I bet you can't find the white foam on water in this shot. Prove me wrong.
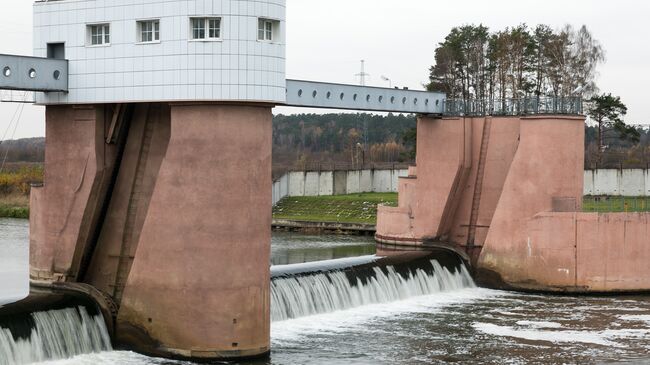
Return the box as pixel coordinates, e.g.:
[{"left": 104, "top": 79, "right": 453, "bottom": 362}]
[
  {"left": 472, "top": 321, "right": 650, "bottom": 348},
  {"left": 0, "top": 307, "right": 111, "bottom": 365},
  {"left": 516, "top": 320, "right": 563, "bottom": 329},
  {"left": 601, "top": 328, "right": 650, "bottom": 340},
  {"left": 272, "top": 288, "right": 502, "bottom": 344},
  {"left": 473, "top": 322, "right": 618, "bottom": 346},
  {"left": 492, "top": 310, "right": 526, "bottom": 317},
  {"left": 33, "top": 351, "right": 173, "bottom": 365},
  {"left": 618, "top": 315, "right": 650, "bottom": 325},
  {"left": 572, "top": 305, "right": 649, "bottom": 312}
]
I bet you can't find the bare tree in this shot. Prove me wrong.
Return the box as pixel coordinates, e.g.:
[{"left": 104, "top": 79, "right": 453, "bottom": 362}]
[{"left": 567, "top": 25, "right": 606, "bottom": 97}]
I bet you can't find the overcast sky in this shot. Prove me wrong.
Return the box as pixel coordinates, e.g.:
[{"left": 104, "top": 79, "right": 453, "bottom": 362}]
[{"left": 1, "top": 0, "right": 649, "bottom": 138}]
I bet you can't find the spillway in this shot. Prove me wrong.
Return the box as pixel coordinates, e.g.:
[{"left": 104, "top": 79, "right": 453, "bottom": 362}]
[
  {"left": 0, "top": 247, "right": 473, "bottom": 363},
  {"left": 271, "top": 257, "right": 475, "bottom": 322},
  {"left": 0, "top": 306, "right": 111, "bottom": 365}
]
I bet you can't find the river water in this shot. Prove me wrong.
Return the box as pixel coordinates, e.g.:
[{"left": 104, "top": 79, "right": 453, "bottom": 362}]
[
  {"left": 0, "top": 219, "right": 29, "bottom": 307},
  {"left": 1, "top": 219, "right": 650, "bottom": 364},
  {"left": 271, "top": 232, "right": 375, "bottom": 265}
]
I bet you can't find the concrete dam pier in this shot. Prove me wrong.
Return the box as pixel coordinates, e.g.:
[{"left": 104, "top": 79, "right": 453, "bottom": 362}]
[
  {"left": 376, "top": 115, "right": 650, "bottom": 293},
  {"left": 18, "top": 0, "right": 289, "bottom": 358},
  {"left": 30, "top": 103, "right": 273, "bottom": 359}
]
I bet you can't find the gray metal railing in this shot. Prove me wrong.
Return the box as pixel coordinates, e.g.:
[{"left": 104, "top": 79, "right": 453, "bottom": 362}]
[{"left": 443, "top": 97, "right": 583, "bottom": 117}]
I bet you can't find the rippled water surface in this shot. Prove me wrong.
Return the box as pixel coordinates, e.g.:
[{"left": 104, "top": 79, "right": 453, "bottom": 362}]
[
  {"left": 271, "top": 231, "right": 375, "bottom": 265},
  {"left": 1, "top": 219, "right": 650, "bottom": 364},
  {"left": 0, "top": 218, "right": 28, "bottom": 306}
]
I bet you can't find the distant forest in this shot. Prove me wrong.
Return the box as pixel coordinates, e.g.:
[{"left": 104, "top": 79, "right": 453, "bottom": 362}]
[
  {"left": 0, "top": 115, "right": 648, "bottom": 173},
  {"left": 0, "top": 137, "right": 45, "bottom": 165},
  {"left": 272, "top": 113, "right": 416, "bottom": 174},
  {"left": 584, "top": 124, "right": 650, "bottom": 169}
]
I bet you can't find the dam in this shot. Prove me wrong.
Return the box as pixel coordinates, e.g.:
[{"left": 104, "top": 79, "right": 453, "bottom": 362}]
[{"left": 0, "top": 0, "right": 648, "bottom": 363}]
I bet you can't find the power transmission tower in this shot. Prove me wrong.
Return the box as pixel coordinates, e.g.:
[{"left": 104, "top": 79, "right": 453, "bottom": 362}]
[
  {"left": 353, "top": 60, "right": 370, "bottom": 164},
  {"left": 355, "top": 60, "right": 370, "bottom": 86}
]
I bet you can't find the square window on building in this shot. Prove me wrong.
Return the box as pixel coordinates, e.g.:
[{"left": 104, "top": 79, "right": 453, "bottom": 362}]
[
  {"left": 88, "top": 24, "right": 110, "bottom": 46},
  {"left": 258, "top": 19, "right": 278, "bottom": 42},
  {"left": 138, "top": 20, "right": 160, "bottom": 43},
  {"left": 190, "top": 17, "right": 221, "bottom": 40}
]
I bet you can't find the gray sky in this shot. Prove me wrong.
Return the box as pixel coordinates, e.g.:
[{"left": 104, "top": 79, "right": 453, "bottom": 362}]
[{"left": 1, "top": 0, "right": 649, "bottom": 138}]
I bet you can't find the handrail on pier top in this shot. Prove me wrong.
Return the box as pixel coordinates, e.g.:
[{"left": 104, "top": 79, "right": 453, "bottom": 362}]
[{"left": 443, "top": 97, "right": 583, "bottom": 117}]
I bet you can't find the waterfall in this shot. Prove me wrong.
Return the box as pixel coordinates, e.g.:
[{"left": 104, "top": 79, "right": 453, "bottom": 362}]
[
  {"left": 0, "top": 306, "right": 112, "bottom": 365},
  {"left": 271, "top": 259, "right": 475, "bottom": 322}
]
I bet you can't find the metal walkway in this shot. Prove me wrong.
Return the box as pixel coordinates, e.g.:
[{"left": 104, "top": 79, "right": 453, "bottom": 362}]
[{"left": 285, "top": 79, "right": 446, "bottom": 114}]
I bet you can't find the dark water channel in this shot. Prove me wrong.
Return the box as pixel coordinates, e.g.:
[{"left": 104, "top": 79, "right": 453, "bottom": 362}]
[{"left": 1, "top": 219, "right": 649, "bottom": 364}]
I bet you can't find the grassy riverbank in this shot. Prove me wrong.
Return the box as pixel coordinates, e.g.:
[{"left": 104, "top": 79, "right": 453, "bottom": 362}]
[
  {"left": 0, "top": 165, "right": 41, "bottom": 219},
  {"left": 273, "top": 194, "right": 650, "bottom": 227},
  {"left": 273, "top": 193, "right": 398, "bottom": 225},
  {"left": 0, "top": 194, "right": 29, "bottom": 219}
]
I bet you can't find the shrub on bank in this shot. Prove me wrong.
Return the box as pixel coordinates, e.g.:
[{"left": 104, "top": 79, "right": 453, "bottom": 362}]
[
  {"left": 0, "top": 165, "right": 39, "bottom": 218},
  {"left": 0, "top": 204, "right": 29, "bottom": 219},
  {"left": 0, "top": 165, "right": 43, "bottom": 195}
]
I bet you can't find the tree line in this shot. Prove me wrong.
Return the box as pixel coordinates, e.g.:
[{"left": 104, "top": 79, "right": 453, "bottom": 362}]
[
  {"left": 427, "top": 24, "right": 604, "bottom": 100},
  {"left": 0, "top": 137, "right": 45, "bottom": 165},
  {"left": 272, "top": 113, "right": 417, "bottom": 170},
  {"left": 273, "top": 113, "right": 415, "bottom": 152}
]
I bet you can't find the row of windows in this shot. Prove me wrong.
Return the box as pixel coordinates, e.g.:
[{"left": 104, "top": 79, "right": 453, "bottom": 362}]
[{"left": 87, "top": 18, "right": 279, "bottom": 46}]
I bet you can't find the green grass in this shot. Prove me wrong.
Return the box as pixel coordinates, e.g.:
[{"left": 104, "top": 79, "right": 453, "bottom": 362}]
[
  {"left": 273, "top": 194, "right": 650, "bottom": 226},
  {"left": 0, "top": 204, "right": 29, "bottom": 219},
  {"left": 273, "top": 193, "right": 398, "bottom": 225},
  {"left": 0, "top": 194, "right": 30, "bottom": 219},
  {"left": 583, "top": 196, "right": 650, "bottom": 213}
]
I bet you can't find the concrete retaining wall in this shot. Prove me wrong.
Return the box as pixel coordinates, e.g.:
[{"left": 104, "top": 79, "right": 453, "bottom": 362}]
[
  {"left": 274, "top": 168, "right": 650, "bottom": 205},
  {"left": 272, "top": 168, "right": 409, "bottom": 204},
  {"left": 272, "top": 174, "right": 289, "bottom": 206},
  {"left": 584, "top": 169, "right": 650, "bottom": 196},
  {"left": 502, "top": 212, "right": 650, "bottom": 292}
]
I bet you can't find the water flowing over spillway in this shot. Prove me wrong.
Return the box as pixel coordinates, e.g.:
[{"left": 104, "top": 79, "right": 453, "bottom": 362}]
[
  {"left": 0, "top": 306, "right": 111, "bottom": 365},
  {"left": 271, "top": 259, "right": 475, "bottom": 322}
]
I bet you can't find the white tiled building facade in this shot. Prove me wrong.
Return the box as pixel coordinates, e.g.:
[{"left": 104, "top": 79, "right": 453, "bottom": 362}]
[{"left": 33, "top": 0, "right": 286, "bottom": 105}]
